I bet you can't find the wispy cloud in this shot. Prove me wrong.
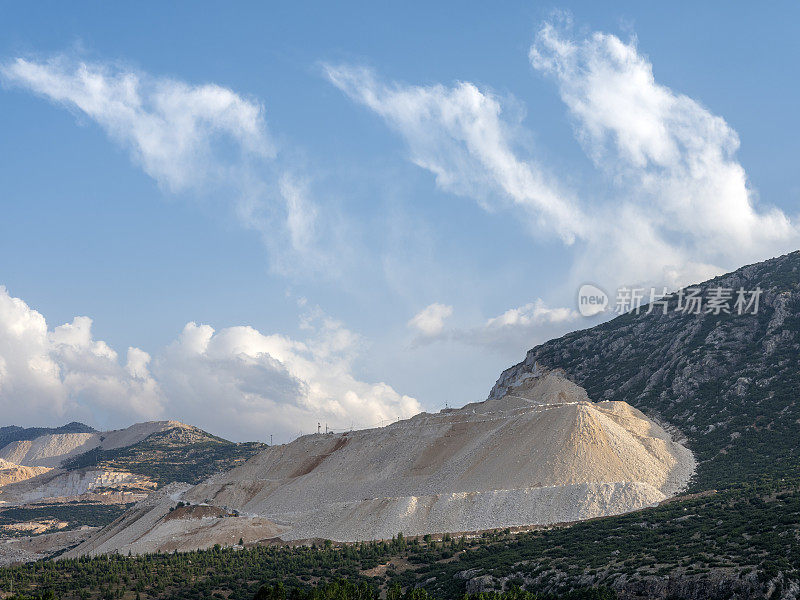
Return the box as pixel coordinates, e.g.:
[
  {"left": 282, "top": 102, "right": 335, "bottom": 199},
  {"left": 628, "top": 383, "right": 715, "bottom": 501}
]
[
  {"left": 326, "top": 18, "right": 800, "bottom": 346},
  {"left": 324, "top": 64, "right": 586, "bottom": 244},
  {"left": 325, "top": 18, "right": 800, "bottom": 355},
  {"left": 1, "top": 56, "right": 273, "bottom": 192},
  {"left": 0, "top": 55, "right": 338, "bottom": 277},
  {"left": 530, "top": 18, "right": 799, "bottom": 288}
]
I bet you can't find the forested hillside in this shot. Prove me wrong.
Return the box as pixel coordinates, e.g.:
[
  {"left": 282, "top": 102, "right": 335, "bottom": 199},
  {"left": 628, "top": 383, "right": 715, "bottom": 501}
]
[{"left": 1, "top": 480, "right": 798, "bottom": 600}]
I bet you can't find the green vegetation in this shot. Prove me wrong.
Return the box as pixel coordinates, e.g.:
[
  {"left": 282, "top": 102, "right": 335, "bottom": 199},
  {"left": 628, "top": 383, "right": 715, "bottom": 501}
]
[
  {"left": 2, "top": 482, "right": 799, "bottom": 599},
  {"left": 252, "top": 580, "right": 614, "bottom": 600},
  {"left": 0, "top": 503, "right": 132, "bottom": 537},
  {"left": 62, "top": 427, "right": 267, "bottom": 486}
]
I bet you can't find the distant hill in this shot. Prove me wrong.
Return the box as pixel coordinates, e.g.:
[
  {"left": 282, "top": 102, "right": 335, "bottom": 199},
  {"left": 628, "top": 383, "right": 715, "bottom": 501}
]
[
  {"left": 0, "top": 421, "right": 267, "bottom": 540},
  {"left": 0, "top": 422, "right": 95, "bottom": 449},
  {"left": 62, "top": 423, "right": 267, "bottom": 486}
]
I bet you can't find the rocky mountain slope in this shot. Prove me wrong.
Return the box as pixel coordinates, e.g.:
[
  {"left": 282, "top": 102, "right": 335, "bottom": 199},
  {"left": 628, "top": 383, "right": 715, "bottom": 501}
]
[
  {"left": 491, "top": 250, "right": 800, "bottom": 491},
  {"left": 65, "top": 372, "right": 693, "bottom": 555}
]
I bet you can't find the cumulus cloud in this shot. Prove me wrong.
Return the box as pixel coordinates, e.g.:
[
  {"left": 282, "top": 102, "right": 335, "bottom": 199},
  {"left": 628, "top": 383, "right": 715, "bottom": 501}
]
[
  {"left": 324, "top": 64, "right": 586, "bottom": 243},
  {"left": 0, "top": 286, "right": 163, "bottom": 427},
  {"left": 154, "top": 316, "right": 420, "bottom": 442},
  {"left": 0, "top": 56, "right": 333, "bottom": 276},
  {"left": 408, "top": 303, "right": 453, "bottom": 337},
  {"left": 0, "top": 286, "right": 420, "bottom": 442}
]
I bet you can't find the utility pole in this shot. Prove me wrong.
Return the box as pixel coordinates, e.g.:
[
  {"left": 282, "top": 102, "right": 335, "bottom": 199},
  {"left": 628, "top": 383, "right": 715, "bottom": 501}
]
[
  {"left": 325, "top": 423, "right": 328, "bottom": 434},
  {"left": 269, "top": 434, "right": 273, "bottom": 446}
]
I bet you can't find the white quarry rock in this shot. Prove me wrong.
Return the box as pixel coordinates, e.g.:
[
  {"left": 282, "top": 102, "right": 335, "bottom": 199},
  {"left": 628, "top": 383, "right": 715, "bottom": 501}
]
[{"left": 67, "top": 372, "right": 694, "bottom": 555}]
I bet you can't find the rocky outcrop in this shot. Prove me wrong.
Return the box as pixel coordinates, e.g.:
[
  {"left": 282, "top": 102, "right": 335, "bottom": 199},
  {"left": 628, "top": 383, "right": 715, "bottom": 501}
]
[{"left": 0, "top": 469, "right": 156, "bottom": 504}]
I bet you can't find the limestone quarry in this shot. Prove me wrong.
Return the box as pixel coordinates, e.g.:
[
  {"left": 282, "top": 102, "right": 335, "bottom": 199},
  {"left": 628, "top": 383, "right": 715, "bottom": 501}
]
[
  {"left": 0, "top": 421, "right": 189, "bottom": 469},
  {"left": 0, "top": 421, "right": 183, "bottom": 507},
  {"left": 66, "top": 371, "right": 695, "bottom": 556}
]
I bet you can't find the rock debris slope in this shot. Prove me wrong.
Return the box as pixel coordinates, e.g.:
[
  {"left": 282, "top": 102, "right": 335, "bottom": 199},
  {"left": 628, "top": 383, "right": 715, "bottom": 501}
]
[{"left": 67, "top": 371, "right": 694, "bottom": 553}]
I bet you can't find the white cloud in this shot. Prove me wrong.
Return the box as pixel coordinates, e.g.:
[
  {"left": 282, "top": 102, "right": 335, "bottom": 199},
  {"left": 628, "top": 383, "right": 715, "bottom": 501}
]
[
  {"left": 530, "top": 19, "right": 799, "bottom": 288},
  {"left": 327, "top": 23, "right": 799, "bottom": 297},
  {"left": 1, "top": 57, "right": 272, "bottom": 192},
  {"left": 0, "top": 287, "right": 163, "bottom": 426},
  {"left": 155, "top": 315, "right": 420, "bottom": 442},
  {"left": 484, "top": 300, "right": 577, "bottom": 329},
  {"left": 408, "top": 303, "right": 453, "bottom": 337},
  {"left": 1, "top": 56, "right": 333, "bottom": 276},
  {"left": 412, "top": 299, "right": 581, "bottom": 356},
  {"left": 324, "top": 64, "right": 586, "bottom": 244},
  {"left": 0, "top": 286, "right": 420, "bottom": 442}
]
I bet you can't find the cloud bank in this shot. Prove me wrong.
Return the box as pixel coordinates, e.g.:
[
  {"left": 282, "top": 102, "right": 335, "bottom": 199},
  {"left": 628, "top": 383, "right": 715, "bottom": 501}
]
[{"left": 0, "top": 286, "right": 420, "bottom": 442}]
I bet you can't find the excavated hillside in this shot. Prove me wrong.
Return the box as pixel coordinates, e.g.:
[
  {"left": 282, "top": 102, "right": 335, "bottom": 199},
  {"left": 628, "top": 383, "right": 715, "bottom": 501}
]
[
  {"left": 66, "top": 372, "right": 694, "bottom": 555},
  {"left": 0, "top": 460, "right": 51, "bottom": 488},
  {"left": 0, "top": 421, "right": 189, "bottom": 469},
  {"left": 0, "top": 421, "right": 266, "bottom": 543}
]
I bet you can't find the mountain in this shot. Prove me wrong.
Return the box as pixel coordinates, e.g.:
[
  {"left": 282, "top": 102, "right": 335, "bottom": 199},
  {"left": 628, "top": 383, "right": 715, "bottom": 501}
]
[
  {"left": 3, "top": 252, "right": 800, "bottom": 597},
  {"left": 60, "top": 422, "right": 267, "bottom": 486},
  {"left": 0, "top": 422, "right": 95, "bottom": 450},
  {"left": 491, "top": 250, "right": 800, "bottom": 491},
  {"left": 63, "top": 371, "right": 692, "bottom": 555},
  {"left": 0, "top": 421, "right": 266, "bottom": 542}
]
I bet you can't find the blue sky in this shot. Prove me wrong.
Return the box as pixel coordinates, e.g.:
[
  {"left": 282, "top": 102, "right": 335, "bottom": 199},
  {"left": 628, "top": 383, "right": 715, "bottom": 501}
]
[{"left": 1, "top": 2, "right": 798, "bottom": 441}]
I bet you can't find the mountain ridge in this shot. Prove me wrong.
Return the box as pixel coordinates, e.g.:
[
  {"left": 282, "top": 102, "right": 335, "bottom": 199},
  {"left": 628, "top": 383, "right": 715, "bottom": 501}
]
[
  {"left": 490, "top": 250, "right": 800, "bottom": 490},
  {"left": 0, "top": 422, "right": 95, "bottom": 450}
]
